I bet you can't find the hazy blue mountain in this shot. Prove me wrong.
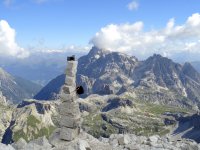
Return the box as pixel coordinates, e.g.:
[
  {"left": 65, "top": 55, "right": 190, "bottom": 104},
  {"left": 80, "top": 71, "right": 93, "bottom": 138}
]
[
  {"left": 0, "top": 51, "right": 85, "bottom": 86},
  {"left": 34, "top": 74, "right": 65, "bottom": 100},
  {"left": 0, "top": 67, "right": 42, "bottom": 104}
]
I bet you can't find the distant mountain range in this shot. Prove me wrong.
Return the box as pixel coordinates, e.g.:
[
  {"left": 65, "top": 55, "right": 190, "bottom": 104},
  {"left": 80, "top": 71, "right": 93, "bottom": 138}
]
[
  {"left": 34, "top": 47, "right": 200, "bottom": 108},
  {"left": 0, "top": 67, "right": 42, "bottom": 104},
  {"left": 0, "top": 51, "right": 85, "bottom": 86}
]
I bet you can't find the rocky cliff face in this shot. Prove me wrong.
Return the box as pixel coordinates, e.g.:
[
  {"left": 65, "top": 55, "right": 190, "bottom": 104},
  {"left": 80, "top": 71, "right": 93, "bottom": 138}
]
[
  {"left": 0, "top": 92, "right": 12, "bottom": 142},
  {"left": 2, "top": 99, "right": 58, "bottom": 144},
  {"left": 0, "top": 67, "right": 42, "bottom": 104},
  {"left": 77, "top": 47, "right": 138, "bottom": 97}
]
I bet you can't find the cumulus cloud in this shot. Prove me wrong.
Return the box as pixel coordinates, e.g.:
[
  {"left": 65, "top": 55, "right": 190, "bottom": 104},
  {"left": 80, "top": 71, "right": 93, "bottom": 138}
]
[
  {"left": 90, "top": 13, "right": 200, "bottom": 59},
  {"left": 127, "top": 1, "right": 139, "bottom": 11},
  {"left": 0, "top": 20, "right": 29, "bottom": 58}
]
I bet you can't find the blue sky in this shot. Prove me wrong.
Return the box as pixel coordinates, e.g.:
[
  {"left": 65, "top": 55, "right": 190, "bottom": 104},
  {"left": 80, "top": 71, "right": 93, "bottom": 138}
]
[{"left": 1, "top": 0, "right": 200, "bottom": 61}]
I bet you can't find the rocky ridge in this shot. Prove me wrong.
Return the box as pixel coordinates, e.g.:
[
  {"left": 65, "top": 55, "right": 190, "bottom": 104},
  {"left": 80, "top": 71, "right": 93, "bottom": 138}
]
[{"left": 34, "top": 47, "right": 200, "bottom": 109}]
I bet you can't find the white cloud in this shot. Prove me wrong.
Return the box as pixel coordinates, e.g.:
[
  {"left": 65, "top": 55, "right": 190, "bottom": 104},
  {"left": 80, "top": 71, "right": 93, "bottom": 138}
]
[
  {"left": 127, "top": 1, "right": 139, "bottom": 11},
  {"left": 90, "top": 13, "right": 200, "bottom": 59},
  {"left": 0, "top": 20, "right": 29, "bottom": 58},
  {"left": 38, "top": 45, "right": 91, "bottom": 54}
]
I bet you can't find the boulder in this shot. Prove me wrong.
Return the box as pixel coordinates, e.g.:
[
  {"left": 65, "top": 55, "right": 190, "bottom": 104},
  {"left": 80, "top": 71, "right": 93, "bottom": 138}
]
[
  {"left": 59, "top": 92, "right": 77, "bottom": 102},
  {"left": 148, "top": 135, "right": 160, "bottom": 143},
  {"left": 65, "top": 76, "right": 76, "bottom": 87},
  {"left": 12, "top": 138, "right": 27, "bottom": 150},
  {"left": 66, "top": 67, "right": 77, "bottom": 77},
  {"left": 59, "top": 115, "right": 81, "bottom": 128},
  {"left": 60, "top": 127, "right": 79, "bottom": 141},
  {"left": 0, "top": 143, "right": 15, "bottom": 150},
  {"left": 118, "top": 135, "right": 131, "bottom": 145},
  {"left": 28, "top": 136, "right": 52, "bottom": 148},
  {"left": 77, "top": 140, "right": 91, "bottom": 150},
  {"left": 109, "top": 138, "right": 119, "bottom": 148},
  {"left": 58, "top": 102, "right": 80, "bottom": 116},
  {"left": 62, "top": 85, "right": 75, "bottom": 94}
]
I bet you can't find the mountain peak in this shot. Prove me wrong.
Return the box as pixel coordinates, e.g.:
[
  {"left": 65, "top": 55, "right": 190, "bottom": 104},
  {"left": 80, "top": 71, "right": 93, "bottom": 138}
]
[
  {"left": 153, "top": 53, "right": 162, "bottom": 58},
  {"left": 146, "top": 54, "right": 173, "bottom": 65},
  {"left": 88, "top": 46, "right": 110, "bottom": 57}
]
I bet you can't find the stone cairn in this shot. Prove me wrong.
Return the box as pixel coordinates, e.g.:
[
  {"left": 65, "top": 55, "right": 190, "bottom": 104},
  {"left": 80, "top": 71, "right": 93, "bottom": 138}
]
[{"left": 58, "top": 56, "right": 81, "bottom": 141}]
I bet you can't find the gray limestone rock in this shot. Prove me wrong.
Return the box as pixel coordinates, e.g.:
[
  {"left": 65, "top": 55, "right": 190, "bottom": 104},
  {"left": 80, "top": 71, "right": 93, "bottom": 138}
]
[
  {"left": 12, "top": 138, "right": 27, "bottom": 150},
  {"left": 148, "top": 135, "right": 160, "bottom": 143},
  {"left": 118, "top": 135, "right": 131, "bottom": 145},
  {"left": 77, "top": 140, "right": 91, "bottom": 150},
  {"left": 65, "top": 76, "right": 76, "bottom": 87},
  {"left": 67, "top": 61, "right": 78, "bottom": 69},
  {"left": 58, "top": 102, "right": 80, "bottom": 116},
  {"left": 59, "top": 93, "right": 77, "bottom": 102},
  {"left": 59, "top": 115, "right": 81, "bottom": 128},
  {"left": 66, "top": 68, "right": 77, "bottom": 77},
  {"left": 109, "top": 138, "right": 119, "bottom": 148},
  {"left": 57, "top": 58, "right": 81, "bottom": 142},
  {"left": 0, "top": 143, "right": 15, "bottom": 150},
  {"left": 60, "top": 127, "right": 80, "bottom": 141},
  {"left": 28, "top": 136, "right": 52, "bottom": 148},
  {"left": 62, "top": 85, "right": 75, "bottom": 94}
]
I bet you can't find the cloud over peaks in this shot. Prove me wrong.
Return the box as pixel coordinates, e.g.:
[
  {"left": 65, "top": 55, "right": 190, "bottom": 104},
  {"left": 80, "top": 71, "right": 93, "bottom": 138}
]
[
  {"left": 0, "top": 20, "right": 29, "bottom": 58},
  {"left": 90, "top": 13, "right": 200, "bottom": 59}
]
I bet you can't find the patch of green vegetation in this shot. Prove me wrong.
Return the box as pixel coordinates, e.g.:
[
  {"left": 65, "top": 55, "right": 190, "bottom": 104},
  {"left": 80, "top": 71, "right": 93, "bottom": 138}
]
[
  {"left": 13, "top": 115, "right": 56, "bottom": 142},
  {"left": 159, "top": 129, "right": 170, "bottom": 136},
  {"left": 143, "top": 103, "right": 188, "bottom": 115},
  {"left": 35, "top": 126, "right": 56, "bottom": 139},
  {"left": 27, "top": 115, "right": 40, "bottom": 128},
  {"left": 83, "top": 113, "right": 117, "bottom": 138},
  {"left": 13, "top": 130, "right": 28, "bottom": 142},
  {"left": 13, "top": 125, "right": 56, "bottom": 142},
  {"left": 132, "top": 123, "right": 168, "bottom": 137}
]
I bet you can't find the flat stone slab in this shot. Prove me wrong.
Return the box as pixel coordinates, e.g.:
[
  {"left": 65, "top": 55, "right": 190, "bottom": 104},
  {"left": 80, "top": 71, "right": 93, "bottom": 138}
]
[
  {"left": 59, "top": 115, "right": 81, "bottom": 128},
  {"left": 60, "top": 127, "right": 80, "bottom": 141},
  {"left": 65, "top": 76, "right": 76, "bottom": 87},
  {"left": 66, "top": 61, "right": 78, "bottom": 69},
  {"left": 59, "top": 92, "right": 77, "bottom": 102},
  {"left": 58, "top": 101, "right": 80, "bottom": 116},
  {"left": 66, "top": 67, "right": 77, "bottom": 77},
  {"left": 62, "top": 85, "right": 75, "bottom": 94}
]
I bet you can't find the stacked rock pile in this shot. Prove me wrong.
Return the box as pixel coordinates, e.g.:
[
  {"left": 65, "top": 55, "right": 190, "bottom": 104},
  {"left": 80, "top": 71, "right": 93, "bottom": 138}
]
[{"left": 58, "top": 57, "right": 81, "bottom": 141}]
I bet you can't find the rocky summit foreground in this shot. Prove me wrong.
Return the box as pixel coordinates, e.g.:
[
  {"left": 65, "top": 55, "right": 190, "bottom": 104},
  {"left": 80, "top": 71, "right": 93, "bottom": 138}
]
[{"left": 1, "top": 133, "right": 200, "bottom": 150}]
